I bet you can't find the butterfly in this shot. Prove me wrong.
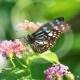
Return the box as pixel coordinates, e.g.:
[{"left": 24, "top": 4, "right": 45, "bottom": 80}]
[{"left": 24, "top": 17, "right": 70, "bottom": 53}]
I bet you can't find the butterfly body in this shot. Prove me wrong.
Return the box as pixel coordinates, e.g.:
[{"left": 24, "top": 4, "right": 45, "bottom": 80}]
[{"left": 26, "top": 17, "right": 70, "bottom": 53}]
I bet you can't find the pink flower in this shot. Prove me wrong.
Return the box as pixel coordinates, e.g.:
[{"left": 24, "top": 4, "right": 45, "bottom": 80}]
[
  {"left": 13, "top": 39, "right": 25, "bottom": 54},
  {"left": 44, "top": 64, "right": 69, "bottom": 80},
  {"left": 46, "top": 75, "right": 53, "bottom": 80},
  {"left": 0, "top": 39, "right": 25, "bottom": 58},
  {"left": 0, "top": 40, "right": 14, "bottom": 54},
  {"left": 17, "top": 20, "right": 42, "bottom": 32}
]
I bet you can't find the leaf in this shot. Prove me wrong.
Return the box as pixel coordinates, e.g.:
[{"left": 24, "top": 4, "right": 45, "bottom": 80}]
[
  {"left": 30, "top": 58, "right": 52, "bottom": 80},
  {"left": 28, "top": 50, "right": 59, "bottom": 80},
  {"left": 40, "top": 50, "right": 59, "bottom": 63},
  {"left": 0, "top": 68, "right": 29, "bottom": 80}
]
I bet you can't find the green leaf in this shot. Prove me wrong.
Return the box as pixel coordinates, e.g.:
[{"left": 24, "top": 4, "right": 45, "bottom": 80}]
[
  {"left": 30, "top": 58, "right": 52, "bottom": 80},
  {"left": 40, "top": 50, "right": 59, "bottom": 63},
  {"left": 0, "top": 68, "right": 29, "bottom": 80},
  {"left": 28, "top": 50, "right": 59, "bottom": 80}
]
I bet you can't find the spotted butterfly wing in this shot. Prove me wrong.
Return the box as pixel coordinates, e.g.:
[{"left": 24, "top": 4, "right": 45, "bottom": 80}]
[{"left": 26, "top": 17, "right": 70, "bottom": 53}]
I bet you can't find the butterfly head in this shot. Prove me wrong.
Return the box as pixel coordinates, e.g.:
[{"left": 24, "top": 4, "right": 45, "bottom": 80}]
[{"left": 53, "top": 17, "right": 71, "bottom": 33}]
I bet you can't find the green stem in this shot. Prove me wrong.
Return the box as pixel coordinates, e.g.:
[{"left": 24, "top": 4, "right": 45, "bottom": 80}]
[
  {"left": 27, "top": 58, "right": 32, "bottom": 80},
  {"left": 16, "top": 58, "right": 27, "bottom": 68},
  {"left": 9, "top": 58, "right": 16, "bottom": 68}
]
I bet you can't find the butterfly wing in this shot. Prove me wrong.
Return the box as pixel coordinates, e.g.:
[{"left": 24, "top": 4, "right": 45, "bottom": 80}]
[
  {"left": 28, "top": 25, "right": 60, "bottom": 53},
  {"left": 26, "top": 17, "right": 69, "bottom": 53}
]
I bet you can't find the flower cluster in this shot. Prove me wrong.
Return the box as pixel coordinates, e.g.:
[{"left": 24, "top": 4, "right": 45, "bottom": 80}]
[
  {"left": 0, "top": 39, "right": 25, "bottom": 58},
  {"left": 17, "top": 20, "right": 43, "bottom": 32},
  {"left": 44, "top": 64, "right": 69, "bottom": 80}
]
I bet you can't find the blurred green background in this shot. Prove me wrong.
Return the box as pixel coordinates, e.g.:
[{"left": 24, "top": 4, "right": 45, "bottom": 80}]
[{"left": 0, "top": 0, "right": 80, "bottom": 79}]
